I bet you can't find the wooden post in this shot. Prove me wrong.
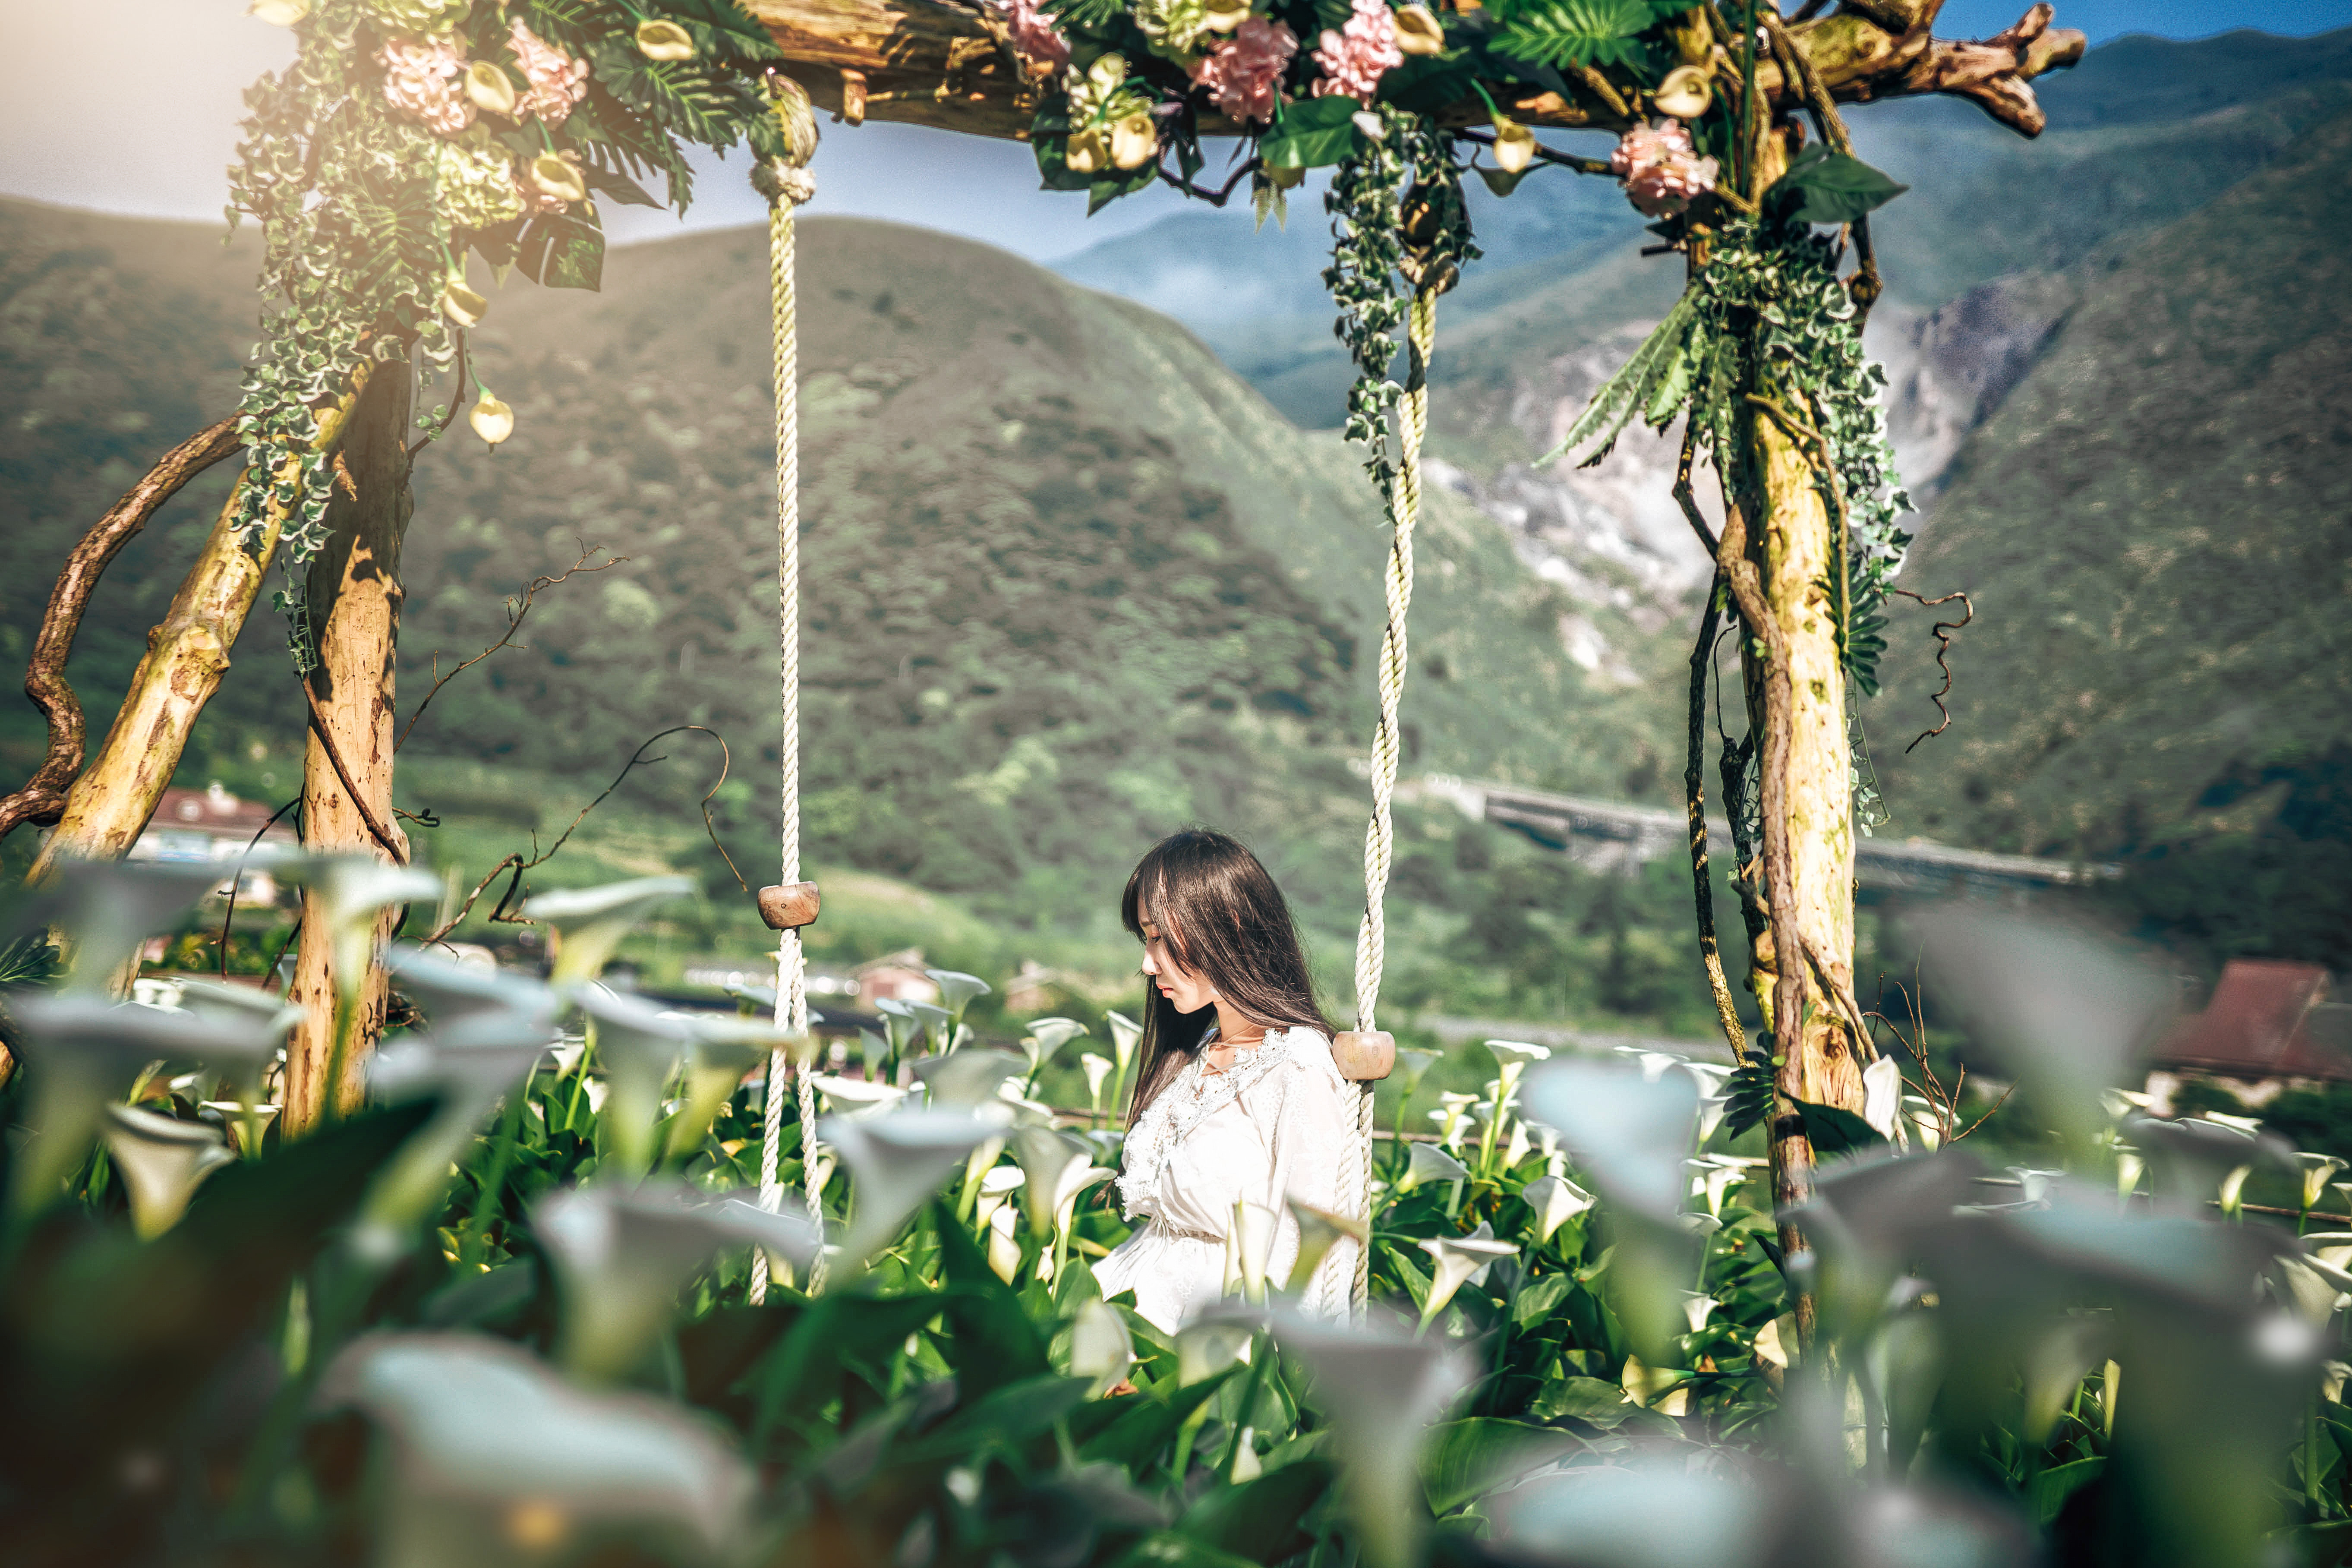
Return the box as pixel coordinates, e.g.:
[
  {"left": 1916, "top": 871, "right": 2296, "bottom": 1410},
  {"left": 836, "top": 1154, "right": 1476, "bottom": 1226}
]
[{"left": 281, "top": 360, "right": 416, "bottom": 1136}]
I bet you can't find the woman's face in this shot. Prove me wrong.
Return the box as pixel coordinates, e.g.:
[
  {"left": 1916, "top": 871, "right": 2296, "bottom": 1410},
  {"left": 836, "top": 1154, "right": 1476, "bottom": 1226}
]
[{"left": 1137, "top": 904, "right": 1217, "bottom": 1016}]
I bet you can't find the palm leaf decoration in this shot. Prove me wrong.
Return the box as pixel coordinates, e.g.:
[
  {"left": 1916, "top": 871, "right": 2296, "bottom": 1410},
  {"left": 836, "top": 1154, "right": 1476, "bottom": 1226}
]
[
  {"left": 1488, "top": 0, "right": 1654, "bottom": 69},
  {"left": 1533, "top": 290, "right": 1702, "bottom": 469}
]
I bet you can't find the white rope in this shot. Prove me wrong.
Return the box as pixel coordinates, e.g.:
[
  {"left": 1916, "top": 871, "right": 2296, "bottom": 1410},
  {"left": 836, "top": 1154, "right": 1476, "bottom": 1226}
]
[
  {"left": 1344, "top": 284, "right": 1437, "bottom": 1319},
  {"left": 751, "top": 114, "right": 819, "bottom": 1305}
]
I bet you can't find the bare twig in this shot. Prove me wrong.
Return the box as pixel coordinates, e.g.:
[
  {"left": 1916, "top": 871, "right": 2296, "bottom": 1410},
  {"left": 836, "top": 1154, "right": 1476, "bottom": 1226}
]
[
  {"left": 0, "top": 419, "right": 242, "bottom": 842},
  {"left": 1456, "top": 127, "right": 1612, "bottom": 176},
  {"left": 396, "top": 541, "right": 624, "bottom": 752},
  {"left": 1154, "top": 156, "right": 1258, "bottom": 207},
  {"left": 1892, "top": 588, "right": 1974, "bottom": 752},
  {"left": 215, "top": 794, "right": 300, "bottom": 979},
  {"left": 1686, "top": 574, "right": 1749, "bottom": 1066}
]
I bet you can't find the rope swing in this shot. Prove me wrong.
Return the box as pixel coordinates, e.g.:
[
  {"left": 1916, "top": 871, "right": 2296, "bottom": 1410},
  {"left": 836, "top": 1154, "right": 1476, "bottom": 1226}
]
[
  {"left": 1337, "top": 284, "right": 1436, "bottom": 1319},
  {"left": 750, "top": 77, "right": 823, "bottom": 1306},
  {"left": 738, "top": 76, "right": 1419, "bottom": 1322}
]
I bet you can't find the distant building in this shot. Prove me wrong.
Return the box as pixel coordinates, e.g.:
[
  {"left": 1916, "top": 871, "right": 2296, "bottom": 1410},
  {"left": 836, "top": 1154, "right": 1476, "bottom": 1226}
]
[
  {"left": 2144, "top": 959, "right": 2352, "bottom": 1111},
  {"left": 852, "top": 950, "right": 940, "bottom": 1011},
  {"left": 128, "top": 782, "right": 296, "bottom": 902}
]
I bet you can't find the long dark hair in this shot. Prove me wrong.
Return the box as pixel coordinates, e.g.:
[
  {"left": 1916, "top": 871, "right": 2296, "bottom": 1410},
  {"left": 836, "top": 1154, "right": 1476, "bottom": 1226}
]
[{"left": 1120, "top": 828, "right": 1332, "bottom": 1120}]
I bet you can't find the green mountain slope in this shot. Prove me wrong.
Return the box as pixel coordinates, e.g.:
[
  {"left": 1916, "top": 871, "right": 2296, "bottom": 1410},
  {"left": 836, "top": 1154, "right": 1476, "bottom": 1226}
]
[
  {"left": 0, "top": 202, "right": 1674, "bottom": 946},
  {"left": 1869, "top": 106, "right": 2352, "bottom": 951}
]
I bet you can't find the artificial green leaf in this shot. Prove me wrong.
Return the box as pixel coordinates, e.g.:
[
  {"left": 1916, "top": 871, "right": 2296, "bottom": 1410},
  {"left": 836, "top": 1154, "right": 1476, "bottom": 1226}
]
[
  {"left": 1486, "top": 0, "right": 1652, "bottom": 69},
  {"left": 1794, "top": 1098, "right": 1885, "bottom": 1157},
  {"left": 1765, "top": 146, "right": 1910, "bottom": 225},
  {"left": 1721, "top": 1055, "right": 1774, "bottom": 1143},
  {"left": 580, "top": 161, "right": 660, "bottom": 208},
  {"left": 1534, "top": 289, "right": 1700, "bottom": 469},
  {"left": 513, "top": 211, "right": 605, "bottom": 292},
  {"left": 1179, "top": 1459, "right": 1336, "bottom": 1558},
  {"left": 1382, "top": 54, "right": 1477, "bottom": 115},
  {"left": 932, "top": 1202, "right": 1053, "bottom": 1398},
  {"left": 1260, "top": 96, "right": 1362, "bottom": 173},
  {"left": 1421, "top": 1419, "right": 1583, "bottom": 1514}
]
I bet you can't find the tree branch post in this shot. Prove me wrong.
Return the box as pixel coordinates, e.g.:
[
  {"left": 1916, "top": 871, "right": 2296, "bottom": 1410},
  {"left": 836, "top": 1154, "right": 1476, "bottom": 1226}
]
[{"left": 282, "top": 358, "right": 416, "bottom": 1136}]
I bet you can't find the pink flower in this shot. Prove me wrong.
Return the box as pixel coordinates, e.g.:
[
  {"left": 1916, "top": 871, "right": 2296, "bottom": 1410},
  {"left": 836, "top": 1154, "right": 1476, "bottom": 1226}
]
[
  {"left": 995, "top": 0, "right": 1071, "bottom": 69},
  {"left": 1610, "top": 120, "right": 1718, "bottom": 216},
  {"left": 1191, "top": 17, "right": 1296, "bottom": 125},
  {"left": 1312, "top": 0, "right": 1400, "bottom": 103},
  {"left": 379, "top": 35, "right": 472, "bottom": 136},
  {"left": 509, "top": 19, "right": 590, "bottom": 127}
]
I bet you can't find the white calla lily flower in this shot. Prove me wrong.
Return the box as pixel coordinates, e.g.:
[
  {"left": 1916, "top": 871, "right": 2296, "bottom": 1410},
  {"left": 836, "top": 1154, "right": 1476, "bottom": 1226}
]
[
  {"left": 1416, "top": 1233, "right": 1519, "bottom": 1324},
  {"left": 102, "top": 1105, "right": 236, "bottom": 1237},
  {"left": 1277, "top": 1310, "right": 1472, "bottom": 1568},
  {"left": 822, "top": 1108, "right": 999, "bottom": 1270},
  {"left": 1400, "top": 1140, "right": 1470, "bottom": 1193},
  {"left": 523, "top": 876, "right": 694, "bottom": 987},
  {"left": 1519, "top": 1174, "right": 1596, "bottom": 1243},
  {"left": 1069, "top": 1297, "right": 1135, "bottom": 1394}
]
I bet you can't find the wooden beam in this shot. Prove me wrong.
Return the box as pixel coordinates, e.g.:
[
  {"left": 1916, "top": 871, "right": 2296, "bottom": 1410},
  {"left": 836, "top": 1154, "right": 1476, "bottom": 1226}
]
[{"left": 743, "top": 0, "right": 2082, "bottom": 142}]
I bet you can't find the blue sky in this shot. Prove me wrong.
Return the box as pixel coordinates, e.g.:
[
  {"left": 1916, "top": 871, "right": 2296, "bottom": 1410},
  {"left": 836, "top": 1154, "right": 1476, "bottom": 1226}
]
[{"left": 1, "top": 0, "right": 2343, "bottom": 262}]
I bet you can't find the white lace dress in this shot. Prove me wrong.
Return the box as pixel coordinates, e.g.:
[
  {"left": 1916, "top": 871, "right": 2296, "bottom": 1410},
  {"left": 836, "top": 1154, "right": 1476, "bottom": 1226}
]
[{"left": 1092, "top": 1026, "right": 1361, "bottom": 1333}]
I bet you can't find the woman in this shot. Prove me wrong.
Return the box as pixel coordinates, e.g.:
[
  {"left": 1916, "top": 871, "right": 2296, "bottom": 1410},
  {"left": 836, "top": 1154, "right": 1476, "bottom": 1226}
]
[{"left": 1092, "top": 829, "right": 1361, "bottom": 1332}]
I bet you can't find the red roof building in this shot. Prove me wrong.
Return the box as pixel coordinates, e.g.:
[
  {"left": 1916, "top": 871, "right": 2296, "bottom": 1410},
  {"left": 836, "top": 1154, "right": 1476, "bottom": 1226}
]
[{"left": 2150, "top": 959, "right": 2352, "bottom": 1092}]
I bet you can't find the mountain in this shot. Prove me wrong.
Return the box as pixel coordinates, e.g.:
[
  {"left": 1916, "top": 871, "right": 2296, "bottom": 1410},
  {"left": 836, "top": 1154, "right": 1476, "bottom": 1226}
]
[
  {"left": 1867, "top": 105, "right": 2352, "bottom": 954},
  {"left": 0, "top": 199, "right": 1680, "bottom": 951}
]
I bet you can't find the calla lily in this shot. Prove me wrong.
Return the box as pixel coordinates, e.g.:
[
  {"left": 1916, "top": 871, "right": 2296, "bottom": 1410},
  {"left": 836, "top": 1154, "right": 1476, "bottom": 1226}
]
[
  {"left": 1678, "top": 1291, "right": 1718, "bottom": 1335},
  {"left": 1080, "top": 1051, "right": 1113, "bottom": 1109},
  {"left": 284, "top": 854, "right": 441, "bottom": 1003},
  {"left": 1415, "top": 1233, "right": 1519, "bottom": 1325},
  {"left": 1902, "top": 1093, "right": 1944, "bottom": 1152},
  {"left": 463, "top": 59, "right": 517, "bottom": 115},
  {"left": 386, "top": 942, "right": 558, "bottom": 1035},
  {"left": 2327, "top": 1361, "right": 2352, "bottom": 1403},
  {"left": 1109, "top": 110, "right": 1158, "bottom": 171},
  {"left": 1394, "top": 1047, "right": 1438, "bottom": 1101},
  {"left": 1434, "top": 1091, "right": 1478, "bottom": 1152},
  {"left": 664, "top": 1019, "right": 789, "bottom": 1160},
  {"left": 1484, "top": 1039, "right": 1549, "bottom": 1103},
  {"left": 1284, "top": 1198, "right": 1368, "bottom": 1294},
  {"left": 635, "top": 18, "right": 696, "bottom": 59},
  {"left": 200, "top": 1099, "right": 281, "bottom": 1155},
  {"left": 972, "top": 1163, "right": 1025, "bottom": 1229},
  {"left": 1752, "top": 1314, "right": 1790, "bottom": 1370},
  {"left": 1611, "top": 1047, "right": 1686, "bottom": 1084},
  {"left": 1392, "top": 3, "right": 1445, "bottom": 54},
  {"left": 822, "top": 1107, "right": 999, "bottom": 1271},
  {"left": 1652, "top": 63, "right": 1712, "bottom": 119},
  {"left": 1277, "top": 1310, "right": 1471, "bottom": 1568},
  {"left": 2278, "top": 1253, "right": 2352, "bottom": 1327},
  {"left": 902, "top": 998, "right": 955, "bottom": 1051},
  {"left": 359, "top": 1013, "right": 554, "bottom": 1255},
  {"left": 1104, "top": 1009, "right": 1141, "bottom": 1070},
  {"left": 2115, "top": 1144, "right": 2146, "bottom": 1201},
  {"left": 2303, "top": 1232, "right": 2352, "bottom": 1271},
  {"left": 1230, "top": 1198, "right": 1277, "bottom": 1302},
  {"left": 1400, "top": 1140, "right": 1469, "bottom": 1193},
  {"left": 2130, "top": 1114, "right": 2287, "bottom": 1216},
  {"left": 927, "top": 969, "right": 991, "bottom": 1017},
  {"left": 1014, "top": 1125, "right": 1090, "bottom": 1238},
  {"left": 2021, "top": 1314, "right": 2109, "bottom": 1442},
  {"left": 536, "top": 1181, "right": 822, "bottom": 1378},
  {"left": 2102, "top": 1087, "right": 2155, "bottom": 1120},
  {"left": 1619, "top": 1353, "right": 1687, "bottom": 1414},
  {"left": 1695, "top": 1093, "right": 1729, "bottom": 1144},
  {"left": 874, "top": 998, "right": 922, "bottom": 1060},
  {"left": 321, "top": 1331, "right": 756, "bottom": 1568},
  {"left": 526, "top": 876, "right": 693, "bottom": 987},
  {"left": 808, "top": 1073, "right": 909, "bottom": 1114},
  {"left": 102, "top": 1105, "right": 236, "bottom": 1238},
  {"left": 441, "top": 278, "right": 489, "bottom": 327},
  {"left": 1069, "top": 1298, "right": 1134, "bottom": 1394},
  {"left": 1065, "top": 127, "right": 1109, "bottom": 174},
  {"left": 6, "top": 993, "right": 282, "bottom": 1216},
  {"left": 172, "top": 976, "right": 303, "bottom": 1120},
  {"left": 2008, "top": 1166, "right": 2063, "bottom": 1205},
  {"left": 2298, "top": 1153, "right": 2348, "bottom": 1211},
  {"left": 468, "top": 388, "right": 513, "bottom": 445},
  {"left": 575, "top": 987, "right": 697, "bottom": 1174},
  {"left": 1687, "top": 1155, "right": 1759, "bottom": 1218},
  {"left": 1519, "top": 1174, "right": 1595, "bottom": 1243},
  {"left": 248, "top": 0, "right": 309, "bottom": 23},
  {"left": 17, "top": 854, "right": 259, "bottom": 995},
  {"left": 1862, "top": 1057, "right": 1905, "bottom": 1144},
  {"left": 1178, "top": 1314, "right": 1255, "bottom": 1386},
  {"left": 987, "top": 1204, "right": 1023, "bottom": 1282},
  {"left": 915, "top": 1047, "right": 1025, "bottom": 1107},
  {"left": 2202, "top": 1112, "right": 2264, "bottom": 1135},
  {"left": 1502, "top": 1117, "right": 1532, "bottom": 1169},
  {"left": 1522, "top": 1058, "right": 1699, "bottom": 1224},
  {"left": 527, "top": 153, "right": 589, "bottom": 203},
  {"left": 1024, "top": 1017, "right": 1088, "bottom": 1079}
]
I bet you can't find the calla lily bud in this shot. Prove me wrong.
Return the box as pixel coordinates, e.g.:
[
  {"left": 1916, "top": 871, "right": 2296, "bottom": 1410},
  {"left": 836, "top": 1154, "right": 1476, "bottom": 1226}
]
[
  {"left": 248, "top": 0, "right": 309, "bottom": 23},
  {"left": 1110, "top": 110, "right": 1159, "bottom": 170},
  {"left": 104, "top": 1106, "right": 236, "bottom": 1239},
  {"left": 1088, "top": 52, "right": 1129, "bottom": 94},
  {"left": 469, "top": 389, "right": 513, "bottom": 445},
  {"left": 1653, "top": 64, "right": 1712, "bottom": 120},
  {"left": 1265, "top": 161, "right": 1305, "bottom": 189},
  {"left": 1066, "top": 127, "right": 1109, "bottom": 174},
  {"left": 464, "top": 60, "right": 518, "bottom": 116},
  {"left": 1491, "top": 115, "right": 1536, "bottom": 173},
  {"left": 441, "top": 277, "right": 489, "bottom": 327},
  {"left": 1392, "top": 4, "right": 1445, "bottom": 55},
  {"left": 635, "top": 18, "right": 696, "bottom": 60},
  {"left": 528, "top": 152, "right": 589, "bottom": 203},
  {"left": 1201, "top": 0, "right": 1253, "bottom": 29}
]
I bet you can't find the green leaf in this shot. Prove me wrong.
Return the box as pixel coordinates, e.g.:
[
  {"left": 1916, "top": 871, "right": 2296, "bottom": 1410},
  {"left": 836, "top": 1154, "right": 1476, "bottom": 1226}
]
[
  {"left": 1381, "top": 55, "right": 1477, "bottom": 115},
  {"left": 931, "top": 1202, "right": 1053, "bottom": 1399},
  {"left": 1528, "top": 1373, "right": 1637, "bottom": 1426},
  {"left": 1261, "top": 96, "right": 1362, "bottom": 173},
  {"left": 1722, "top": 1053, "right": 1773, "bottom": 1143},
  {"left": 750, "top": 1292, "right": 944, "bottom": 1443},
  {"left": 1765, "top": 146, "right": 1910, "bottom": 225},
  {"left": 894, "top": 1373, "right": 1096, "bottom": 1462},
  {"left": 2031, "top": 1454, "right": 2105, "bottom": 1526},
  {"left": 1487, "top": 0, "right": 1652, "bottom": 69},
  {"left": 580, "top": 161, "right": 660, "bottom": 208},
  {"left": 1179, "top": 1459, "right": 1336, "bottom": 1558},
  {"left": 1512, "top": 1272, "right": 1574, "bottom": 1329},
  {"left": 1533, "top": 289, "right": 1700, "bottom": 469},
  {"left": 1104, "top": 1533, "right": 1263, "bottom": 1568},
  {"left": 513, "top": 211, "right": 605, "bottom": 292},
  {"left": 1081, "top": 1370, "right": 1238, "bottom": 1473},
  {"left": 1421, "top": 1419, "right": 1583, "bottom": 1514},
  {"left": 1794, "top": 1098, "right": 1885, "bottom": 1156}
]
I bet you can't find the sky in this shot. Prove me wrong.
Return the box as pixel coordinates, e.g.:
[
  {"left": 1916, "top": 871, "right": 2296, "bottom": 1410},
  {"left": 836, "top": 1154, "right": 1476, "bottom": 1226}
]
[{"left": 2, "top": 0, "right": 2345, "bottom": 264}]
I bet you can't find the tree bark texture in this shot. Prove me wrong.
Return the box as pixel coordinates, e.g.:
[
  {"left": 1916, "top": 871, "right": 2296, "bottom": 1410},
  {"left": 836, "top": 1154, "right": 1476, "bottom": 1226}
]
[
  {"left": 0, "top": 420, "right": 243, "bottom": 844},
  {"left": 741, "top": 0, "right": 2081, "bottom": 139},
  {"left": 26, "top": 484, "right": 283, "bottom": 883},
  {"left": 282, "top": 361, "right": 415, "bottom": 1136}
]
